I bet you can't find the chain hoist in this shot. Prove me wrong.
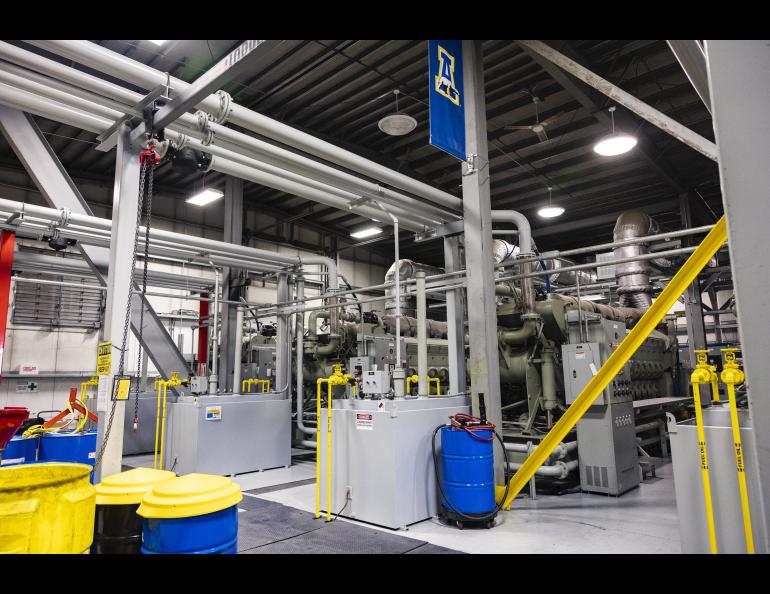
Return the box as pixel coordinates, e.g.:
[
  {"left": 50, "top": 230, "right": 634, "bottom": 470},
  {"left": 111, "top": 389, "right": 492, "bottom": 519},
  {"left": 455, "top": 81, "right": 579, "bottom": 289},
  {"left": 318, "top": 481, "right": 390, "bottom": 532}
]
[{"left": 95, "top": 102, "right": 165, "bottom": 470}]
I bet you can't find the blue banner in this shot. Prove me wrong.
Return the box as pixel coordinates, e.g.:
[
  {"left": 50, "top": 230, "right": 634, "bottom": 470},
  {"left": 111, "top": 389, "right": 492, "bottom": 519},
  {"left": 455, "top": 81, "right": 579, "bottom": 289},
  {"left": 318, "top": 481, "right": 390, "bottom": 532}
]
[{"left": 429, "top": 39, "right": 466, "bottom": 162}]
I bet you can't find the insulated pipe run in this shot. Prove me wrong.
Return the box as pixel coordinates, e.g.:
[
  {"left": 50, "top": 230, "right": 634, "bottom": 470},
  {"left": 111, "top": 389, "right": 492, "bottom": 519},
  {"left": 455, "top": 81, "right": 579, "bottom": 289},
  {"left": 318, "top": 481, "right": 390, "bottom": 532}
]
[
  {"left": 0, "top": 44, "right": 455, "bottom": 226},
  {"left": 295, "top": 278, "right": 314, "bottom": 436},
  {"left": 25, "top": 40, "right": 464, "bottom": 211},
  {"left": 505, "top": 440, "right": 577, "bottom": 460},
  {"left": 233, "top": 307, "right": 244, "bottom": 395},
  {"left": 492, "top": 210, "right": 535, "bottom": 315},
  {"left": 416, "top": 271, "right": 428, "bottom": 397},
  {"left": 0, "top": 74, "right": 432, "bottom": 232},
  {"left": 506, "top": 459, "right": 578, "bottom": 479},
  {"left": 209, "top": 263, "right": 220, "bottom": 395}
]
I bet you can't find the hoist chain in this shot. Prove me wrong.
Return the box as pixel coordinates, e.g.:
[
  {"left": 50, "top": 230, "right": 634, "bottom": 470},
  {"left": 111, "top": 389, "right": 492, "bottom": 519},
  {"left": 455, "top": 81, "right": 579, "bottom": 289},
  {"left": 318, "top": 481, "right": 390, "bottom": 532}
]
[
  {"left": 95, "top": 157, "right": 154, "bottom": 469},
  {"left": 133, "top": 156, "right": 155, "bottom": 430}
]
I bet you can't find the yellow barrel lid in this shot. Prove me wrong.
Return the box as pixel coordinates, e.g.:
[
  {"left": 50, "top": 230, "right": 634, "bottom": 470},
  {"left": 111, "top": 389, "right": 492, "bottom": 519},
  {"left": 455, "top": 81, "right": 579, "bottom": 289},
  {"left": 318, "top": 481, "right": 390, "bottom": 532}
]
[
  {"left": 95, "top": 467, "right": 176, "bottom": 506},
  {"left": 137, "top": 473, "right": 242, "bottom": 519}
]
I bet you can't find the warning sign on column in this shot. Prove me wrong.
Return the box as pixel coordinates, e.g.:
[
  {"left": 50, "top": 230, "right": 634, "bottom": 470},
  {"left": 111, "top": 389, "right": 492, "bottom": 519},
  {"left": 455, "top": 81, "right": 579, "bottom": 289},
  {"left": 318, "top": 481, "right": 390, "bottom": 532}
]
[
  {"left": 96, "top": 342, "right": 112, "bottom": 376},
  {"left": 355, "top": 413, "right": 373, "bottom": 431}
]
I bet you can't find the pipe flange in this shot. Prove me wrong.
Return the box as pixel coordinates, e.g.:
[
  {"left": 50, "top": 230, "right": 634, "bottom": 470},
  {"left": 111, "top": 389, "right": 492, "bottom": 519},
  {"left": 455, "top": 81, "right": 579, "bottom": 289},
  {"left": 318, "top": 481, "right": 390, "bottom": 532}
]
[
  {"left": 57, "top": 207, "right": 71, "bottom": 229},
  {"left": 195, "top": 111, "right": 216, "bottom": 146},
  {"left": 213, "top": 90, "right": 233, "bottom": 124},
  {"left": 520, "top": 313, "right": 542, "bottom": 321},
  {"left": 172, "top": 134, "right": 189, "bottom": 151}
]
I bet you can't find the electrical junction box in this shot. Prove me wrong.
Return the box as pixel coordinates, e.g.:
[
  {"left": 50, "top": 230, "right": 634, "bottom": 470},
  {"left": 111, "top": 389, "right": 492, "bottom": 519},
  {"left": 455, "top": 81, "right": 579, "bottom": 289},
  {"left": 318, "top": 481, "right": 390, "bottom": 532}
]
[
  {"left": 189, "top": 376, "right": 208, "bottom": 395},
  {"left": 361, "top": 369, "right": 391, "bottom": 397}
]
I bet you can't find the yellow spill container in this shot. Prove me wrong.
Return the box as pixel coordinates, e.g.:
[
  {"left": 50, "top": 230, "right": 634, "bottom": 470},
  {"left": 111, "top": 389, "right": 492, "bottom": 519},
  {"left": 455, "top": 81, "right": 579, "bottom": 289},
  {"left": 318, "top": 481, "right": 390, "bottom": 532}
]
[{"left": 0, "top": 462, "right": 96, "bottom": 554}]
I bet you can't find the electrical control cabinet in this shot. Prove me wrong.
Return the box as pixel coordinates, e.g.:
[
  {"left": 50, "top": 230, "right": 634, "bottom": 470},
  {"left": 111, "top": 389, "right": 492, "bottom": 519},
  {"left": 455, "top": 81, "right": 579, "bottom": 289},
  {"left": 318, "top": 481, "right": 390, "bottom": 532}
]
[
  {"left": 562, "top": 341, "right": 640, "bottom": 496},
  {"left": 360, "top": 369, "right": 392, "bottom": 397}
]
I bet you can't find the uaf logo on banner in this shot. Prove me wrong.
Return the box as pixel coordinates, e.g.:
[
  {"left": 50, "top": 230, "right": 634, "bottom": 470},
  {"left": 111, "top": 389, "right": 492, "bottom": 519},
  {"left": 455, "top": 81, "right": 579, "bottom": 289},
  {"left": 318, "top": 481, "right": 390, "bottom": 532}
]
[
  {"left": 429, "top": 40, "right": 465, "bottom": 161},
  {"left": 435, "top": 45, "right": 460, "bottom": 105}
]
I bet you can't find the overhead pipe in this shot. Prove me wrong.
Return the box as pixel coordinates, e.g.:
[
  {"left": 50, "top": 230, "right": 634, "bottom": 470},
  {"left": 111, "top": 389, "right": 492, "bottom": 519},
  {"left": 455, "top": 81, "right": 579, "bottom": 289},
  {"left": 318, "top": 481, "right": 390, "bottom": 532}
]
[
  {"left": 0, "top": 42, "right": 452, "bottom": 225},
  {"left": 492, "top": 210, "right": 536, "bottom": 315},
  {"left": 0, "top": 69, "right": 435, "bottom": 232},
  {"left": 24, "top": 40, "right": 465, "bottom": 211}
]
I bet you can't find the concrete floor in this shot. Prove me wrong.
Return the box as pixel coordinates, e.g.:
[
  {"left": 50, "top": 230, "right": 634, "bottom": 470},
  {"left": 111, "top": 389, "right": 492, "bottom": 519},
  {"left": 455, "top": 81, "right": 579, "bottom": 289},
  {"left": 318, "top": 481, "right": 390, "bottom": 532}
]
[{"left": 123, "top": 452, "right": 681, "bottom": 554}]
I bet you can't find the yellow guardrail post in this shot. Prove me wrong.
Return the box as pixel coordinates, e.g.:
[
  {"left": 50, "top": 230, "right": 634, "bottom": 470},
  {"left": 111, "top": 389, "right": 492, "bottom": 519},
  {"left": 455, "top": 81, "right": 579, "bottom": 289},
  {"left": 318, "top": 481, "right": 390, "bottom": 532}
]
[
  {"left": 720, "top": 348, "right": 754, "bottom": 554},
  {"left": 153, "top": 372, "right": 184, "bottom": 471},
  {"left": 691, "top": 363, "right": 718, "bottom": 553},
  {"left": 315, "top": 377, "right": 327, "bottom": 519},
  {"left": 326, "top": 378, "right": 333, "bottom": 522},
  {"left": 499, "top": 216, "right": 728, "bottom": 510}
]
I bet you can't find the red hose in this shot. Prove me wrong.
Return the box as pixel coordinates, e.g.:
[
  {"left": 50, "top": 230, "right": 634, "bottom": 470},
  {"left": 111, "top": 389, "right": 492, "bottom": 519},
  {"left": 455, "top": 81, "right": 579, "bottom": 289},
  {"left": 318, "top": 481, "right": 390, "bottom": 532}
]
[{"left": 449, "top": 413, "right": 495, "bottom": 441}]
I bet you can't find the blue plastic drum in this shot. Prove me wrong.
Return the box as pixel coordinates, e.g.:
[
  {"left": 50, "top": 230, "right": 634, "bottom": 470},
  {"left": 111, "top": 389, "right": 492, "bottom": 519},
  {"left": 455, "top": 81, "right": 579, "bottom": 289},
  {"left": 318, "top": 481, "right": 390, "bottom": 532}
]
[
  {"left": 137, "top": 473, "right": 243, "bottom": 555},
  {"left": 1, "top": 435, "right": 39, "bottom": 466},
  {"left": 440, "top": 426, "right": 495, "bottom": 514},
  {"left": 39, "top": 430, "right": 97, "bottom": 482},
  {"left": 141, "top": 507, "right": 238, "bottom": 554}
]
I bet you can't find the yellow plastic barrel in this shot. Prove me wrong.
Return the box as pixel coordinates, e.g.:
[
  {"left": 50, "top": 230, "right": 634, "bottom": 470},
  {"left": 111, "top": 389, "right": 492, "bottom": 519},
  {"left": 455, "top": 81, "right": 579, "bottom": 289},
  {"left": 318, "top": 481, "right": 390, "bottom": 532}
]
[{"left": 0, "top": 462, "right": 96, "bottom": 554}]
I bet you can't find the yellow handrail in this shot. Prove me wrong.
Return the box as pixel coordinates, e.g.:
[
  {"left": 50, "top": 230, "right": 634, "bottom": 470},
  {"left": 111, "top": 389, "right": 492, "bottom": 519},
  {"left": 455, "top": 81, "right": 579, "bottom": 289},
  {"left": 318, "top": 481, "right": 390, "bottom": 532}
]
[
  {"left": 721, "top": 348, "right": 754, "bottom": 554},
  {"left": 691, "top": 367, "right": 718, "bottom": 553},
  {"left": 500, "top": 216, "right": 728, "bottom": 509},
  {"left": 315, "top": 364, "right": 352, "bottom": 521},
  {"left": 406, "top": 374, "right": 441, "bottom": 396},
  {"left": 242, "top": 378, "right": 271, "bottom": 393},
  {"left": 153, "top": 372, "right": 184, "bottom": 470}
]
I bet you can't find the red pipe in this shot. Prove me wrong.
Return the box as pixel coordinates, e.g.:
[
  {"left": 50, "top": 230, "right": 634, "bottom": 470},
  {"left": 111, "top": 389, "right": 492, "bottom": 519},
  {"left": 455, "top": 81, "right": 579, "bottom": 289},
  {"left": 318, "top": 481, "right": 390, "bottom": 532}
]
[
  {"left": 0, "top": 230, "right": 16, "bottom": 381},
  {"left": 197, "top": 291, "right": 209, "bottom": 376}
]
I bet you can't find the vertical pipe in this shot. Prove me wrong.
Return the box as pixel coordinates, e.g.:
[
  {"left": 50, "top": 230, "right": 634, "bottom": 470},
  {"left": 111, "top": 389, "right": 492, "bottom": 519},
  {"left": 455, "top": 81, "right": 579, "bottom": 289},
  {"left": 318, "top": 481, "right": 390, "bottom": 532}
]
[
  {"left": 416, "top": 271, "right": 428, "bottom": 396},
  {"left": 0, "top": 230, "right": 15, "bottom": 376},
  {"left": 393, "top": 217, "right": 401, "bottom": 366},
  {"left": 296, "top": 278, "right": 314, "bottom": 434},
  {"left": 197, "top": 293, "right": 209, "bottom": 376},
  {"left": 209, "top": 265, "right": 220, "bottom": 394},
  {"left": 443, "top": 236, "right": 466, "bottom": 395},
  {"left": 233, "top": 307, "right": 244, "bottom": 395},
  {"left": 275, "top": 272, "right": 289, "bottom": 394}
]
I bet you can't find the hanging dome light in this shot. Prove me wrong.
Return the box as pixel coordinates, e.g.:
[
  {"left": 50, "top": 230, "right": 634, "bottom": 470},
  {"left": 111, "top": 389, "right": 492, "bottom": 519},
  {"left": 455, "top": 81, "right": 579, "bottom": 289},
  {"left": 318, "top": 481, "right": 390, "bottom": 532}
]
[
  {"left": 537, "top": 186, "right": 565, "bottom": 218},
  {"left": 593, "top": 106, "right": 637, "bottom": 156},
  {"left": 378, "top": 90, "right": 417, "bottom": 136}
]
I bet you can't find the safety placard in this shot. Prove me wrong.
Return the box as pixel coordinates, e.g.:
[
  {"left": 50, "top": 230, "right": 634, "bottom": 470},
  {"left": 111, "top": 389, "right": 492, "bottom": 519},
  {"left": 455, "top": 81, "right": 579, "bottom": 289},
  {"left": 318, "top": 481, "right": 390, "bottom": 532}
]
[
  {"left": 115, "top": 378, "right": 131, "bottom": 401},
  {"left": 96, "top": 341, "right": 112, "bottom": 376},
  {"left": 355, "top": 413, "right": 373, "bottom": 431},
  {"left": 205, "top": 406, "right": 222, "bottom": 421},
  {"left": 16, "top": 381, "right": 38, "bottom": 393}
]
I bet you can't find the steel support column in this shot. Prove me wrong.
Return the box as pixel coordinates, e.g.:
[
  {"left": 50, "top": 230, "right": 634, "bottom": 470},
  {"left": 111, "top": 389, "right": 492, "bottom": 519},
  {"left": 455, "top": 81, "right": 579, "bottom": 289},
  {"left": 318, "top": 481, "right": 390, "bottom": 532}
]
[
  {"left": 275, "top": 272, "right": 289, "bottom": 395},
  {"left": 461, "top": 40, "right": 503, "bottom": 482},
  {"left": 219, "top": 176, "right": 243, "bottom": 392},
  {"left": 95, "top": 124, "right": 141, "bottom": 480},
  {"left": 706, "top": 39, "right": 770, "bottom": 549},
  {"left": 680, "top": 193, "right": 709, "bottom": 400},
  {"left": 667, "top": 40, "right": 711, "bottom": 113},
  {"left": 0, "top": 230, "right": 15, "bottom": 377},
  {"left": 443, "top": 235, "right": 466, "bottom": 395}
]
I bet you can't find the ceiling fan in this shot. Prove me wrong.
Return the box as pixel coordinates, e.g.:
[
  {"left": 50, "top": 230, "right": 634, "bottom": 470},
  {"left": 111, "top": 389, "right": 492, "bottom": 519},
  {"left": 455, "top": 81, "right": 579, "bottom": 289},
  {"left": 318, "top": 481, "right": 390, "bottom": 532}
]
[{"left": 504, "top": 95, "right": 564, "bottom": 143}]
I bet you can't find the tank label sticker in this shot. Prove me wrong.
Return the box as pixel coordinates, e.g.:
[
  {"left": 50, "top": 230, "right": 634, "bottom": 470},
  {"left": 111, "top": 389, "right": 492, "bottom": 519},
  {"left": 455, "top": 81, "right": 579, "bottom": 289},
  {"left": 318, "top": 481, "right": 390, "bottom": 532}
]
[
  {"left": 355, "top": 413, "right": 373, "bottom": 430},
  {"left": 205, "top": 406, "right": 222, "bottom": 421},
  {"left": 1, "top": 457, "right": 25, "bottom": 465},
  {"left": 88, "top": 451, "right": 96, "bottom": 459},
  {"left": 575, "top": 351, "right": 586, "bottom": 359}
]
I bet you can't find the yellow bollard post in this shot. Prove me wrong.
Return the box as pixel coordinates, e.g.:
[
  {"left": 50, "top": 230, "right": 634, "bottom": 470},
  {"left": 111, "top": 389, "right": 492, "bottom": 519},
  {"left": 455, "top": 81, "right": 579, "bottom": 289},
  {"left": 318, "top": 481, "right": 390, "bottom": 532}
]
[
  {"left": 326, "top": 380, "right": 333, "bottom": 522},
  {"left": 315, "top": 378, "right": 325, "bottom": 519},
  {"left": 153, "top": 379, "right": 163, "bottom": 470},
  {"left": 720, "top": 348, "right": 754, "bottom": 554},
  {"left": 690, "top": 374, "right": 718, "bottom": 554}
]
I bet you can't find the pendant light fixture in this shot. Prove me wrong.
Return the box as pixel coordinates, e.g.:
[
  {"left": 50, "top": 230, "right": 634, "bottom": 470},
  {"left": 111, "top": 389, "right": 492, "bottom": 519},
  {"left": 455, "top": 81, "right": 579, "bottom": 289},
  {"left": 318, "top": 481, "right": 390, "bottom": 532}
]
[
  {"left": 593, "top": 106, "right": 638, "bottom": 156},
  {"left": 537, "top": 186, "right": 565, "bottom": 219},
  {"left": 378, "top": 90, "right": 418, "bottom": 136}
]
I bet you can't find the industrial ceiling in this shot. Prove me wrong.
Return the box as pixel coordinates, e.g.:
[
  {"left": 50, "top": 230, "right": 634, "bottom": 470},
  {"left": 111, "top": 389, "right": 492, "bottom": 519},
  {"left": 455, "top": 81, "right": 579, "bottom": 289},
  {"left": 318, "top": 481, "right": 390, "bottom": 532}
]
[{"left": 0, "top": 40, "right": 722, "bottom": 267}]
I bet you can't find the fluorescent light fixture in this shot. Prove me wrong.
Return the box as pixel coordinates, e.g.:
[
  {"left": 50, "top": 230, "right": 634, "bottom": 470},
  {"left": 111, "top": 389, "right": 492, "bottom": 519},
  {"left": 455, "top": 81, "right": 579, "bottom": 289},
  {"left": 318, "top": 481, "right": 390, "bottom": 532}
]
[
  {"left": 148, "top": 40, "right": 168, "bottom": 46},
  {"left": 350, "top": 226, "right": 382, "bottom": 239},
  {"left": 186, "top": 188, "right": 223, "bottom": 206},
  {"left": 378, "top": 113, "right": 417, "bottom": 136},
  {"left": 593, "top": 133, "right": 638, "bottom": 156},
  {"left": 537, "top": 205, "right": 565, "bottom": 218}
]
